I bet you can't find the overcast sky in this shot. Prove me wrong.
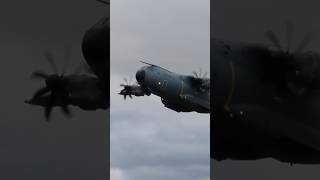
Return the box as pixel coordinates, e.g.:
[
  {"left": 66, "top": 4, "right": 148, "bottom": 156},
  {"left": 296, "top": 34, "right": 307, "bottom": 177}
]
[
  {"left": 212, "top": 0, "right": 320, "bottom": 179},
  {"left": 0, "top": 1, "right": 108, "bottom": 179},
  {"left": 110, "top": 0, "right": 210, "bottom": 179}
]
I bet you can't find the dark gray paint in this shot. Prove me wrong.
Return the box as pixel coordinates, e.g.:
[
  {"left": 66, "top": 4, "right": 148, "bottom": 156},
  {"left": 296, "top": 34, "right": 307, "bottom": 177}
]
[
  {"left": 212, "top": 0, "right": 320, "bottom": 179},
  {"left": 0, "top": 0, "right": 108, "bottom": 179}
]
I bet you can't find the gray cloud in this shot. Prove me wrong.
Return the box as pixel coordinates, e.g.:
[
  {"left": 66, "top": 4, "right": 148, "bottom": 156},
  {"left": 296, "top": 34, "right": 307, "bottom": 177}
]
[
  {"left": 111, "top": 0, "right": 210, "bottom": 179},
  {"left": 111, "top": 0, "right": 210, "bottom": 75}
]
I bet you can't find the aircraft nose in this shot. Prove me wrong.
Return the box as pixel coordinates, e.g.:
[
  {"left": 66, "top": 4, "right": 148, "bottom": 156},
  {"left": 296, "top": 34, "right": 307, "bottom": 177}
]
[{"left": 136, "top": 69, "right": 145, "bottom": 84}]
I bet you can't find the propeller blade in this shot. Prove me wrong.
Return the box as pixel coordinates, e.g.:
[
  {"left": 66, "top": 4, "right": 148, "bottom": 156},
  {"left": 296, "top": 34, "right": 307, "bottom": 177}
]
[
  {"left": 192, "top": 71, "right": 198, "bottom": 78},
  {"left": 120, "top": 77, "right": 136, "bottom": 100},
  {"left": 44, "top": 51, "right": 59, "bottom": 74},
  {"left": 295, "top": 33, "right": 313, "bottom": 53},
  {"left": 45, "top": 105, "right": 53, "bottom": 122},
  {"left": 31, "top": 71, "right": 49, "bottom": 79},
  {"left": 124, "top": 77, "right": 128, "bottom": 85},
  {"left": 265, "top": 30, "right": 282, "bottom": 51},
  {"left": 286, "top": 21, "right": 293, "bottom": 52},
  {"left": 61, "top": 105, "right": 72, "bottom": 117},
  {"left": 62, "top": 44, "right": 73, "bottom": 75},
  {"left": 203, "top": 72, "right": 208, "bottom": 78},
  {"left": 33, "top": 86, "right": 50, "bottom": 99}
]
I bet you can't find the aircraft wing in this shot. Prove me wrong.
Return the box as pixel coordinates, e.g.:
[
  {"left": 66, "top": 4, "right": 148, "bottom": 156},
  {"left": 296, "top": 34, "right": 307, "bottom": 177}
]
[{"left": 181, "top": 94, "right": 210, "bottom": 113}]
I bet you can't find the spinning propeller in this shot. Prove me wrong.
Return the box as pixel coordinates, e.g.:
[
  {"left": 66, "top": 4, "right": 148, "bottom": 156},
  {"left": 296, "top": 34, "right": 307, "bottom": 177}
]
[
  {"left": 29, "top": 45, "right": 74, "bottom": 121},
  {"left": 263, "top": 22, "right": 320, "bottom": 95},
  {"left": 192, "top": 68, "right": 208, "bottom": 79},
  {"left": 264, "top": 22, "right": 313, "bottom": 54},
  {"left": 190, "top": 68, "right": 209, "bottom": 91},
  {"left": 119, "top": 77, "right": 137, "bottom": 100}
]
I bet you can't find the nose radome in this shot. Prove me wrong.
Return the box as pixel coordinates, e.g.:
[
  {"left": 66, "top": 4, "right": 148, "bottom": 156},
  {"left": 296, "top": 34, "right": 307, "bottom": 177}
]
[{"left": 136, "top": 69, "right": 145, "bottom": 84}]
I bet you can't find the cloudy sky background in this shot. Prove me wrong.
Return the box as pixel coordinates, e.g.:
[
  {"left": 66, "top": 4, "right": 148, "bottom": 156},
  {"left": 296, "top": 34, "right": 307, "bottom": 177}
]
[{"left": 110, "top": 0, "right": 210, "bottom": 179}]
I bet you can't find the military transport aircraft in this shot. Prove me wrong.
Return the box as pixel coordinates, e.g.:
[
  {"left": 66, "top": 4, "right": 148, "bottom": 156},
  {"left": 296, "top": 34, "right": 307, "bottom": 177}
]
[
  {"left": 119, "top": 61, "right": 210, "bottom": 113},
  {"left": 212, "top": 23, "right": 320, "bottom": 164},
  {"left": 25, "top": 0, "right": 109, "bottom": 121}
]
